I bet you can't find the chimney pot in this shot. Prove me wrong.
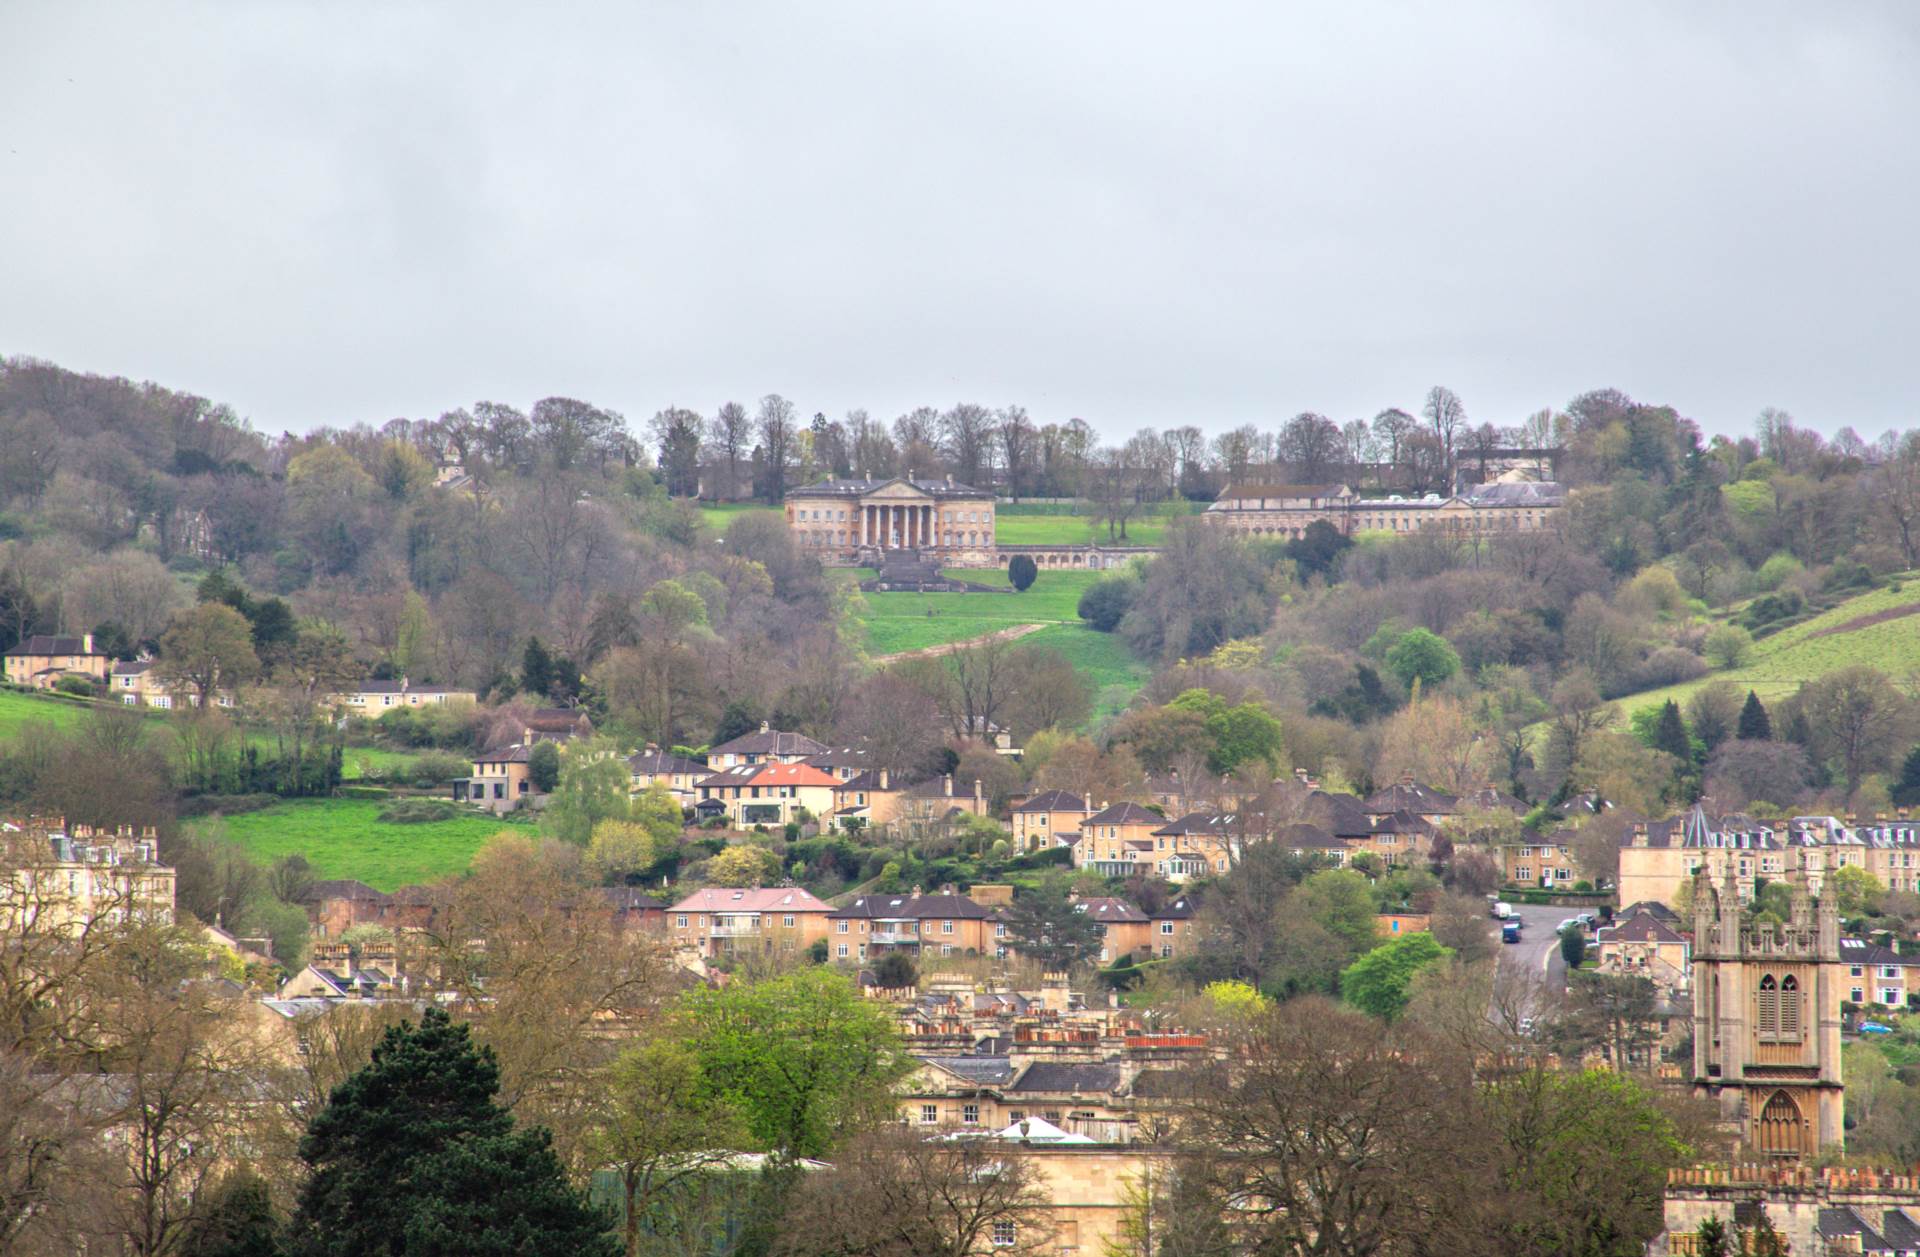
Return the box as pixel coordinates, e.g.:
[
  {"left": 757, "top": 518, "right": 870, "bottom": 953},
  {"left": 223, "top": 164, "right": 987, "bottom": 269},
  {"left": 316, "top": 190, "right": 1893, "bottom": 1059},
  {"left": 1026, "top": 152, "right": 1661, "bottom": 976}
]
[{"left": 759, "top": 720, "right": 770, "bottom": 734}]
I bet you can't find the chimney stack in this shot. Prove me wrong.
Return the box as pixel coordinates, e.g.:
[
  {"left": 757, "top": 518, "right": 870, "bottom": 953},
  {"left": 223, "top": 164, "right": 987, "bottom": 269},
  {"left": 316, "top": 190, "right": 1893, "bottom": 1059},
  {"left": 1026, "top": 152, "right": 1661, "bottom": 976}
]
[
  {"left": 879, "top": 768, "right": 890, "bottom": 790},
  {"left": 759, "top": 720, "right": 770, "bottom": 734},
  {"left": 82, "top": 633, "right": 93, "bottom": 654},
  {"left": 944, "top": 774, "right": 953, "bottom": 797}
]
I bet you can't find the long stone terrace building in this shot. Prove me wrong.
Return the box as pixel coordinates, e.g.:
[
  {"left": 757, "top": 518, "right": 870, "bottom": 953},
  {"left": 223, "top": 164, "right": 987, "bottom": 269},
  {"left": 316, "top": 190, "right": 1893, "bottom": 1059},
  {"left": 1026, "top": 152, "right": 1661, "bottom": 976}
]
[
  {"left": 1204, "top": 479, "right": 1565, "bottom": 540},
  {"left": 784, "top": 475, "right": 998, "bottom": 565}
]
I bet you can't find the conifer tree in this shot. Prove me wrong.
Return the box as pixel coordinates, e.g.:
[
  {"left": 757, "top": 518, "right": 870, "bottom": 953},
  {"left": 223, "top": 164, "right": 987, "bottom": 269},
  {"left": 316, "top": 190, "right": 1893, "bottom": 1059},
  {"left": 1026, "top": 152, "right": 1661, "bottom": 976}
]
[
  {"left": 1737, "top": 690, "right": 1773, "bottom": 742},
  {"left": 287, "top": 1007, "right": 615, "bottom": 1257},
  {"left": 1653, "top": 700, "right": 1693, "bottom": 766}
]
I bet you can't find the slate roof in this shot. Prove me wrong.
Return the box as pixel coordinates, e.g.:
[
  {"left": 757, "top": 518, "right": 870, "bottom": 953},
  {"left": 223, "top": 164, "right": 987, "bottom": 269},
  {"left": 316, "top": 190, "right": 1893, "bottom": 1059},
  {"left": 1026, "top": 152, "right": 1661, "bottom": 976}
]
[
  {"left": 1215, "top": 483, "right": 1347, "bottom": 501},
  {"left": 1074, "top": 897, "right": 1147, "bottom": 923},
  {"left": 4, "top": 635, "right": 105, "bottom": 657},
  {"left": 831, "top": 893, "right": 991, "bottom": 921},
  {"left": 1277, "top": 822, "right": 1342, "bottom": 850},
  {"left": 906, "top": 774, "right": 986, "bottom": 799},
  {"left": 919, "top": 1055, "right": 1017, "bottom": 1086},
  {"left": 1463, "top": 481, "right": 1567, "bottom": 506},
  {"left": 628, "top": 750, "right": 707, "bottom": 775},
  {"left": 1152, "top": 812, "right": 1225, "bottom": 837},
  {"left": 1010, "top": 1062, "right": 1123, "bottom": 1094},
  {"left": 709, "top": 727, "right": 829, "bottom": 759},
  {"left": 1598, "top": 912, "right": 1687, "bottom": 945},
  {"left": 790, "top": 476, "right": 992, "bottom": 499},
  {"left": 1839, "top": 938, "right": 1920, "bottom": 968},
  {"left": 1152, "top": 896, "right": 1197, "bottom": 921},
  {"left": 1014, "top": 789, "right": 1089, "bottom": 814},
  {"left": 474, "top": 744, "right": 531, "bottom": 765},
  {"left": 1086, "top": 802, "right": 1163, "bottom": 827},
  {"left": 347, "top": 679, "right": 466, "bottom": 695},
  {"left": 1367, "top": 810, "right": 1436, "bottom": 836},
  {"left": 1364, "top": 780, "right": 1460, "bottom": 814}
]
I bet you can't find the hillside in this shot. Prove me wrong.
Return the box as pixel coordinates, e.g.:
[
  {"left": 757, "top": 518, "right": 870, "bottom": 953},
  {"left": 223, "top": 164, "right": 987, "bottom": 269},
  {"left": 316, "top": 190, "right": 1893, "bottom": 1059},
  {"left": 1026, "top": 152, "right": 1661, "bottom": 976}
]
[
  {"left": 842, "top": 567, "right": 1148, "bottom": 721},
  {"left": 1618, "top": 575, "right": 1920, "bottom": 720}
]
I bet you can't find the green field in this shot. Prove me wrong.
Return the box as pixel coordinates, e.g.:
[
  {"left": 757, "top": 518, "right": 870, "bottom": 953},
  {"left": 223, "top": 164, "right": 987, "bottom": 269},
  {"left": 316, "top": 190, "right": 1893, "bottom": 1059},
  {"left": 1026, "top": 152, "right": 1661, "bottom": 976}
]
[
  {"left": 194, "top": 798, "right": 526, "bottom": 891},
  {"left": 842, "top": 567, "right": 1149, "bottom": 721},
  {"left": 994, "top": 502, "right": 1196, "bottom": 547},
  {"left": 696, "top": 502, "right": 780, "bottom": 534},
  {"left": 1619, "top": 576, "right": 1920, "bottom": 720},
  {"left": 0, "top": 686, "right": 421, "bottom": 781}
]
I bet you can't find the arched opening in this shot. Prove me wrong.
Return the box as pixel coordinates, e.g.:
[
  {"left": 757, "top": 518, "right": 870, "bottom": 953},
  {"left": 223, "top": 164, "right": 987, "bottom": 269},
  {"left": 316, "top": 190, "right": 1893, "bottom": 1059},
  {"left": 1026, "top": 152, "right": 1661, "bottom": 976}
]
[
  {"left": 1757, "top": 973, "right": 1779, "bottom": 1038},
  {"left": 1757, "top": 1090, "right": 1803, "bottom": 1157},
  {"left": 1780, "top": 974, "right": 1801, "bottom": 1037}
]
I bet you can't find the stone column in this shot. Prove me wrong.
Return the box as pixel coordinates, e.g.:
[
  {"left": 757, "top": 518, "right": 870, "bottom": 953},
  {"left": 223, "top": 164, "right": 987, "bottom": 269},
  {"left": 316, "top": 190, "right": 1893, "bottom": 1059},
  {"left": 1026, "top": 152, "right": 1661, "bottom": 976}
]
[{"left": 922, "top": 505, "right": 932, "bottom": 549}]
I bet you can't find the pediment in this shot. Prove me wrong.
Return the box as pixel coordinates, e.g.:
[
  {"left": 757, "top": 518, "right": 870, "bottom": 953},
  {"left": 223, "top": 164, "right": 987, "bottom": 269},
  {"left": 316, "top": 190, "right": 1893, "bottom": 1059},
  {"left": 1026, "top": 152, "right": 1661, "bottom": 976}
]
[{"left": 866, "top": 480, "right": 932, "bottom": 500}]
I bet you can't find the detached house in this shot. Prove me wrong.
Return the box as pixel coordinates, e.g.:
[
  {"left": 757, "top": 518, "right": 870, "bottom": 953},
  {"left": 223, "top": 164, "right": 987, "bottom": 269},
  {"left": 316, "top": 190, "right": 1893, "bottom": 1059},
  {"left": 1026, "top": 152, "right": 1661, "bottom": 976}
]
[
  {"left": 1073, "top": 897, "right": 1151, "bottom": 964},
  {"left": 1840, "top": 938, "right": 1920, "bottom": 1010},
  {"left": 1012, "top": 790, "right": 1092, "bottom": 852},
  {"left": 1073, "top": 802, "right": 1167, "bottom": 878},
  {"left": 332, "top": 677, "right": 477, "bottom": 715},
  {"left": 1150, "top": 896, "right": 1198, "bottom": 959},
  {"left": 696, "top": 761, "right": 838, "bottom": 827},
  {"left": 459, "top": 743, "right": 539, "bottom": 813},
  {"left": 828, "top": 891, "right": 997, "bottom": 963},
  {"left": 1147, "top": 813, "right": 1238, "bottom": 882},
  {"left": 627, "top": 747, "right": 707, "bottom": 807},
  {"left": 111, "top": 658, "right": 235, "bottom": 710},
  {"left": 707, "top": 722, "right": 828, "bottom": 769},
  {"left": 668, "top": 886, "right": 833, "bottom": 957},
  {"left": 4, "top": 634, "right": 110, "bottom": 690}
]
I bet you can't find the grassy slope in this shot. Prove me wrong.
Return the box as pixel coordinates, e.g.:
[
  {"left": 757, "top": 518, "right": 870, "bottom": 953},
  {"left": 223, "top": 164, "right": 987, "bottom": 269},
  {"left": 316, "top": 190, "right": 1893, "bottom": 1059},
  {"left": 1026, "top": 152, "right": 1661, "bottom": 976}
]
[
  {"left": 195, "top": 798, "right": 525, "bottom": 891},
  {"left": 0, "top": 687, "right": 416, "bottom": 781},
  {"left": 1618, "top": 576, "right": 1920, "bottom": 721},
  {"left": 843, "top": 568, "right": 1149, "bottom": 721},
  {"left": 696, "top": 503, "right": 780, "bottom": 534}
]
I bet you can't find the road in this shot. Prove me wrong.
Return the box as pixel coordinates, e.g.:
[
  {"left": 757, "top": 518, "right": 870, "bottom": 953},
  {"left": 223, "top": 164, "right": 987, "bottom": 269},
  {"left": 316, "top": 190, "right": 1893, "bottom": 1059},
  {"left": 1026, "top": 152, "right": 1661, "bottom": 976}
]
[{"left": 1493, "top": 902, "right": 1573, "bottom": 992}]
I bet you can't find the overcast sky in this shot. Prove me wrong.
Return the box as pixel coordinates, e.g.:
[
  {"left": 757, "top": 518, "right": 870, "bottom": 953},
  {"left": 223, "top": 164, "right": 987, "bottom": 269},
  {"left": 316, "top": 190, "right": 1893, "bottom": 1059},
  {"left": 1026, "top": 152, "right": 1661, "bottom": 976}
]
[{"left": 4, "top": 2, "right": 1917, "bottom": 444}]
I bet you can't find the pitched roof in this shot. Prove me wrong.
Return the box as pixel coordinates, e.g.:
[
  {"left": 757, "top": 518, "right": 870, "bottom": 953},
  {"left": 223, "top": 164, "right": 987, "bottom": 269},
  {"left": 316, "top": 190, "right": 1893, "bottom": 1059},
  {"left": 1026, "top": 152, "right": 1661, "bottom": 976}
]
[
  {"left": 1215, "top": 483, "right": 1348, "bottom": 501},
  {"left": 668, "top": 887, "right": 832, "bottom": 913},
  {"left": 804, "top": 746, "right": 876, "bottom": 769},
  {"left": 1086, "top": 801, "right": 1162, "bottom": 827},
  {"left": 1013, "top": 789, "right": 1088, "bottom": 814},
  {"left": 918, "top": 1055, "right": 1017, "bottom": 1085},
  {"left": 1074, "top": 896, "right": 1147, "bottom": 923},
  {"left": 1367, "top": 809, "right": 1437, "bottom": 836},
  {"left": 709, "top": 727, "right": 829, "bottom": 758},
  {"left": 4, "top": 635, "right": 104, "bottom": 658},
  {"left": 1276, "top": 822, "right": 1342, "bottom": 849},
  {"left": 1839, "top": 938, "right": 1919, "bottom": 968},
  {"left": 1152, "top": 812, "right": 1225, "bottom": 837},
  {"left": 790, "top": 476, "right": 991, "bottom": 499},
  {"left": 832, "top": 893, "right": 990, "bottom": 921},
  {"left": 1010, "top": 1062, "right": 1122, "bottom": 1094},
  {"left": 1153, "top": 895, "right": 1197, "bottom": 920},
  {"left": 347, "top": 679, "right": 467, "bottom": 695},
  {"left": 474, "top": 744, "right": 531, "bottom": 764},
  {"left": 1364, "top": 780, "right": 1460, "bottom": 813},
  {"left": 627, "top": 750, "right": 707, "bottom": 775},
  {"left": 748, "top": 761, "right": 839, "bottom": 788},
  {"left": 110, "top": 660, "right": 152, "bottom": 677},
  {"left": 1599, "top": 913, "right": 1687, "bottom": 945},
  {"left": 906, "top": 774, "right": 986, "bottom": 799}
]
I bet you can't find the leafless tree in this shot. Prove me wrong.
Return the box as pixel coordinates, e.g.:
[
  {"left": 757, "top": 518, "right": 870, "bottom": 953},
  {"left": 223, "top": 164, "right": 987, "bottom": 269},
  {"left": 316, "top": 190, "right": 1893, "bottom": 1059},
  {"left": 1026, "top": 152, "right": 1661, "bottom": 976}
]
[
  {"left": 1422, "top": 385, "right": 1467, "bottom": 477},
  {"left": 1090, "top": 447, "right": 1146, "bottom": 541},
  {"left": 940, "top": 403, "right": 995, "bottom": 488},
  {"left": 773, "top": 1124, "right": 1055, "bottom": 1257},
  {"left": 996, "top": 406, "right": 1034, "bottom": 500},
  {"left": 708, "top": 401, "right": 753, "bottom": 499},
  {"left": 755, "top": 394, "right": 798, "bottom": 504},
  {"left": 1277, "top": 412, "right": 1343, "bottom": 484}
]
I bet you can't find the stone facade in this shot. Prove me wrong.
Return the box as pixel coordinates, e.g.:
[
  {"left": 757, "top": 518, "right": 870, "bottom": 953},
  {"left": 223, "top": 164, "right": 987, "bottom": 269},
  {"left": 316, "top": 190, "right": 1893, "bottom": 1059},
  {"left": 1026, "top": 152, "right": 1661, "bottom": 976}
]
[
  {"left": 784, "top": 476, "right": 998, "bottom": 566},
  {"left": 1204, "top": 479, "right": 1565, "bottom": 539},
  {"left": 1691, "top": 858, "right": 1845, "bottom": 1159},
  {"left": 1654, "top": 1165, "right": 1920, "bottom": 1256}
]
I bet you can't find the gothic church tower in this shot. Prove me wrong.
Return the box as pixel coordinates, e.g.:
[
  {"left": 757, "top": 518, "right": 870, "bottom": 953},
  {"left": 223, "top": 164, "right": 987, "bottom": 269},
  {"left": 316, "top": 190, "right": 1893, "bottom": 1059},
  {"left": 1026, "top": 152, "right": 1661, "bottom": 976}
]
[{"left": 1691, "top": 854, "right": 1844, "bottom": 1158}]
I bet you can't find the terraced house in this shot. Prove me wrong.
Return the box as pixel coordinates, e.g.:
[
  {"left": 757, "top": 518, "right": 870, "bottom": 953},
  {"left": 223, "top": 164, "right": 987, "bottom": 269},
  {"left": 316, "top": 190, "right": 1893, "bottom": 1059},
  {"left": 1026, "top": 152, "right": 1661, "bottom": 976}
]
[
  {"left": 827, "top": 890, "right": 1002, "bottom": 962},
  {"left": 668, "top": 887, "right": 833, "bottom": 958}
]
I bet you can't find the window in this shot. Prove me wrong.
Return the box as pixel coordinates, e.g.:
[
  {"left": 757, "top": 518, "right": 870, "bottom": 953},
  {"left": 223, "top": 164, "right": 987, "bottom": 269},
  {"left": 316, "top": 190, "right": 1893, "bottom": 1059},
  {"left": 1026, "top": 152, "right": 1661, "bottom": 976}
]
[
  {"left": 962, "top": 1103, "right": 979, "bottom": 1125},
  {"left": 1882, "top": 987, "right": 1902, "bottom": 1006},
  {"left": 921, "top": 1105, "right": 938, "bottom": 1124},
  {"left": 942, "top": 921, "right": 954, "bottom": 934},
  {"left": 1161, "top": 945, "right": 1173, "bottom": 958},
  {"left": 676, "top": 915, "right": 688, "bottom": 928},
  {"left": 1160, "top": 922, "right": 1174, "bottom": 934},
  {"left": 836, "top": 944, "right": 849, "bottom": 959},
  {"left": 1853, "top": 987, "right": 1865, "bottom": 1003},
  {"left": 1008, "top": 1110, "right": 1025, "bottom": 1122},
  {"left": 992, "top": 1223, "right": 1017, "bottom": 1247},
  {"left": 941, "top": 945, "right": 953, "bottom": 956},
  {"left": 1852, "top": 965, "right": 1865, "bottom": 977},
  {"left": 1757, "top": 974, "right": 1779, "bottom": 1037},
  {"left": 1882, "top": 965, "right": 1901, "bottom": 980},
  {"left": 784, "top": 915, "right": 795, "bottom": 928}
]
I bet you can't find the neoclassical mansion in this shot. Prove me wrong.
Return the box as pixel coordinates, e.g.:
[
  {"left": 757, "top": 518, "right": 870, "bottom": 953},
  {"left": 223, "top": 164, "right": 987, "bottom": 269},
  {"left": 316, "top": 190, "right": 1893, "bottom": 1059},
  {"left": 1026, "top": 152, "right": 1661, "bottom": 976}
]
[{"left": 784, "top": 476, "right": 1000, "bottom": 565}]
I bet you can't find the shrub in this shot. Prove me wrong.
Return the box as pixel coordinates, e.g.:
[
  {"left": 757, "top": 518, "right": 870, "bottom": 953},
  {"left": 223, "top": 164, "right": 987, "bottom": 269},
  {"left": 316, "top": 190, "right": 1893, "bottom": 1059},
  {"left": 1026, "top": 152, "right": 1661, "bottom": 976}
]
[
  {"left": 1630, "top": 647, "right": 1709, "bottom": 690},
  {"left": 1009, "top": 554, "right": 1038, "bottom": 591},
  {"left": 1743, "top": 588, "right": 1804, "bottom": 631},
  {"left": 53, "top": 675, "right": 98, "bottom": 699},
  {"left": 377, "top": 798, "right": 461, "bottom": 824},
  {"left": 527, "top": 741, "right": 562, "bottom": 792},
  {"left": 407, "top": 750, "right": 470, "bottom": 785},
  {"left": 1384, "top": 628, "right": 1460, "bottom": 690},
  {"left": 1753, "top": 553, "right": 1803, "bottom": 592},
  {"left": 1077, "top": 575, "right": 1137, "bottom": 632},
  {"left": 1703, "top": 624, "right": 1753, "bottom": 670}
]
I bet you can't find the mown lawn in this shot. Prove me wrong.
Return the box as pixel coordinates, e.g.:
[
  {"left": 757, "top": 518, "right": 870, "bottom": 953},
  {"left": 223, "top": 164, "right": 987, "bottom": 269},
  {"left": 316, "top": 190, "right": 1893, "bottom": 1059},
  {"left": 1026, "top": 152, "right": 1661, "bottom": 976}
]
[
  {"left": 696, "top": 502, "right": 780, "bottom": 534},
  {"left": 852, "top": 569, "right": 1103, "bottom": 656},
  {"left": 1619, "top": 575, "right": 1920, "bottom": 720},
  {"left": 842, "top": 568, "right": 1150, "bottom": 721},
  {"left": 193, "top": 797, "right": 527, "bottom": 891},
  {"left": 994, "top": 502, "right": 1197, "bottom": 547}
]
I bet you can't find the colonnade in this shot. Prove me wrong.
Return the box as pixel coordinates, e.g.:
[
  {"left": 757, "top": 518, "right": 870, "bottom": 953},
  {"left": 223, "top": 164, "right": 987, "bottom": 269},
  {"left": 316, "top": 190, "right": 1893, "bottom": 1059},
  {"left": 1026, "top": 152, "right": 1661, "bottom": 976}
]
[{"left": 858, "top": 503, "right": 937, "bottom": 550}]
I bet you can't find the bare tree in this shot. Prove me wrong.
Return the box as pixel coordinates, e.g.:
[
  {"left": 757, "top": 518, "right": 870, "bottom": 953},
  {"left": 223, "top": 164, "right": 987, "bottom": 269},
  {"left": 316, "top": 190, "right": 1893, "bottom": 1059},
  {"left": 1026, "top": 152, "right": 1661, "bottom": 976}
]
[
  {"left": 773, "top": 1124, "right": 1055, "bottom": 1257},
  {"left": 1090, "top": 447, "right": 1146, "bottom": 541},
  {"left": 996, "top": 406, "right": 1034, "bottom": 501},
  {"left": 708, "top": 401, "right": 752, "bottom": 499},
  {"left": 940, "top": 403, "right": 995, "bottom": 488},
  {"left": 1422, "top": 385, "right": 1467, "bottom": 480},
  {"left": 756, "top": 394, "right": 798, "bottom": 504},
  {"left": 1871, "top": 432, "right": 1920, "bottom": 567},
  {"left": 1277, "top": 412, "right": 1343, "bottom": 484}
]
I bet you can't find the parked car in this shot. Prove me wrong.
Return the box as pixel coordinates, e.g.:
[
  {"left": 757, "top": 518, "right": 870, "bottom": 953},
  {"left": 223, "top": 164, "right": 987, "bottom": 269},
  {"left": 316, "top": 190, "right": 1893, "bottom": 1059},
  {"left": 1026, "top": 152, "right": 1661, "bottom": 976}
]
[
  {"left": 1860, "top": 1021, "right": 1894, "bottom": 1035},
  {"left": 1491, "top": 902, "right": 1513, "bottom": 920},
  {"left": 1502, "top": 921, "right": 1522, "bottom": 944},
  {"left": 1557, "top": 917, "right": 1581, "bottom": 933}
]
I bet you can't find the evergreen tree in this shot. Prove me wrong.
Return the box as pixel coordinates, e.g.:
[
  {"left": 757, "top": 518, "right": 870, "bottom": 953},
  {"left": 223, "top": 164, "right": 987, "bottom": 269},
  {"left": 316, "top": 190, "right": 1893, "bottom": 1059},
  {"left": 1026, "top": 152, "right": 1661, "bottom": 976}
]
[
  {"left": 520, "top": 636, "right": 554, "bottom": 698},
  {"left": 181, "top": 1171, "right": 282, "bottom": 1257},
  {"left": 1893, "top": 746, "right": 1920, "bottom": 807},
  {"left": 1653, "top": 700, "right": 1693, "bottom": 765},
  {"left": 287, "top": 1007, "right": 615, "bottom": 1257},
  {"left": 1002, "top": 885, "right": 1106, "bottom": 971},
  {"left": 711, "top": 700, "right": 760, "bottom": 746},
  {"left": 1737, "top": 690, "right": 1773, "bottom": 742}
]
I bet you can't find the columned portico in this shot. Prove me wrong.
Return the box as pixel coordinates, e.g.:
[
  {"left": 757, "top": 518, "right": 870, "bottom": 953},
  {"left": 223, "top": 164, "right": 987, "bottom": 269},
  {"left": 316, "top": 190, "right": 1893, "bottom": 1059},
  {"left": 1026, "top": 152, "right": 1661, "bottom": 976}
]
[{"left": 784, "top": 476, "right": 996, "bottom": 567}]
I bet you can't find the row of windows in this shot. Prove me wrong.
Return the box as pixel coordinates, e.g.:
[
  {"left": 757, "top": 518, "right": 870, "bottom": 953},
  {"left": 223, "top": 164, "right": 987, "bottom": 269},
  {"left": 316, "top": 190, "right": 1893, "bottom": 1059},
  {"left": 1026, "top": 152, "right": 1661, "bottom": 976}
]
[
  {"left": 795, "top": 506, "right": 993, "bottom": 524},
  {"left": 797, "top": 530, "right": 990, "bottom": 547},
  {"left": 674, "top": 914, "right": 801, "bottom": 928}
]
